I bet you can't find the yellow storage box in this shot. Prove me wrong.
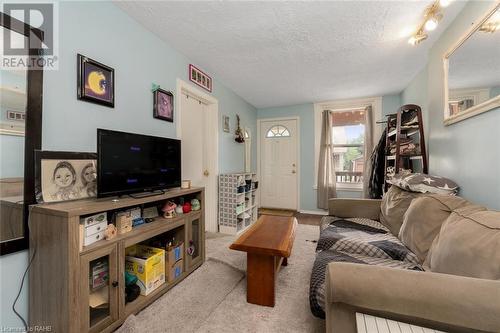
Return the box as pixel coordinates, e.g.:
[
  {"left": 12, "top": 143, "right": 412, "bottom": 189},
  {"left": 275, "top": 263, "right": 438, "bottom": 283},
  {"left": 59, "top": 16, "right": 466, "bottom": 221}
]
[{"left": 125, "top": 245, "right": 165, "bottom": 296}]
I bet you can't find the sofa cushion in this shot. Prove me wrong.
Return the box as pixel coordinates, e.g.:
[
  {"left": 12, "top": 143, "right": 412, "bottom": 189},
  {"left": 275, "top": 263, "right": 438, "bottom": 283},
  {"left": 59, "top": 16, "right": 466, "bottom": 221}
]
[
  {"left": 424, "top": 206, "right": 500, "bottom": 279},
  {"left": 399, "top": 195, "right": 470, "bottom": 263},
  {"left": 380, "top": 185, "right": 424, "bottom": 236},
  {"left": 388, "top": 173, "right": 459, "bottom": 195}
]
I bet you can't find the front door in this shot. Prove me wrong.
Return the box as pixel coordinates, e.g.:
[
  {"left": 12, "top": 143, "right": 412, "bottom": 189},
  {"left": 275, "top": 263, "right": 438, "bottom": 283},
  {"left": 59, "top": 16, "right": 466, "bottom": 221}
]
[
  {"left": 259, "top": 119, "right": 298, "bottom": 210},
  {"left": 180, "top": 92, "right": 217, "bottom": 232}
]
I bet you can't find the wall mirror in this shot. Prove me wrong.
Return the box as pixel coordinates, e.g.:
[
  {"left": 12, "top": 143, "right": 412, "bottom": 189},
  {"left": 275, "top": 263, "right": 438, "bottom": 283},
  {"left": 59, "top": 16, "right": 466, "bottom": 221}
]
[
  {"left": 0, "top": 14, "right": 43, "bottom": 255},
  {"left": 444, "top": 4, "right": 500, "bottom": 125}
]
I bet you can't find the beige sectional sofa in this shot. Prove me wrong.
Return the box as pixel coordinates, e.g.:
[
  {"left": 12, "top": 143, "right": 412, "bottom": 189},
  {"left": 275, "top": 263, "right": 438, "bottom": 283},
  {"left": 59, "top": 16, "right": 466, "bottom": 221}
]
[{"left": 315, "top": 187, "right": 500, "bottom": 333}]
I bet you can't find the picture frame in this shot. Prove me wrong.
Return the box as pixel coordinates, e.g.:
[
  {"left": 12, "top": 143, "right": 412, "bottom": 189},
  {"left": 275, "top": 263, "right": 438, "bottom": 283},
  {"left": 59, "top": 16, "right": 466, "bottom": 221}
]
[
  {"left": 34, "top": 150, "right": 97, "bottom": 203},
  {"left": 189, "top": 64, "right": 212, "bottom": 92},
  {"left": 153, "top": 88, "right": 174, "bottom": 122},
  {"left": 223, "top": 115, "right": 230, "bottom": 133},
  {"left": 77, "top": 54, "right": 115, "bottom": 108}
]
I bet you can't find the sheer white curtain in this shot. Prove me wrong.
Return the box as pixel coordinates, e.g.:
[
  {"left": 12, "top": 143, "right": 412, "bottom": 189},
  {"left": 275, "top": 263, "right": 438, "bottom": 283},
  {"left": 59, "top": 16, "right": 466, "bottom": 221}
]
[
  {"left": 362, "top": 105, "right": 373, "bottom": 198},
  {"left": 317, "top": 110, "right": 336, "bottom": 209}
]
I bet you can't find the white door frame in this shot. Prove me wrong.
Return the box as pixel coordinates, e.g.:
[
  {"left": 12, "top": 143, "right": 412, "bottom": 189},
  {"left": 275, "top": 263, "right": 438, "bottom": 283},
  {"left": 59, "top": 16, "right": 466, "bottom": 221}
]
[
  {"left": 176, "top": 78, "right": 219, "bottom": 232},
  {"left": 257, "top": 116, "right": 300, "bottom": 211}
]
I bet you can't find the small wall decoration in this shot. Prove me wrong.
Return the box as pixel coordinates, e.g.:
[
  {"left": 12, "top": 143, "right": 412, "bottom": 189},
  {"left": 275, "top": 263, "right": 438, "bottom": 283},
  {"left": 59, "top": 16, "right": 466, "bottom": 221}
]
[
  {"left": 77, "top": 54, "right": 115, "bottom": 107},
  {"left": 223, "top": 115, "right": 230, "bottom": 133},
  {"left": 153, "top": 88, "right": 174, "bottom": 122},
  {"left": 34, "top": 150, "right": 97, "bottom": 203},
  {"left": 234, "top": 115, "right": 245, "bottom": 143},
  {"left": 189, "top": 64, "right": 212, "bottom": 92}
]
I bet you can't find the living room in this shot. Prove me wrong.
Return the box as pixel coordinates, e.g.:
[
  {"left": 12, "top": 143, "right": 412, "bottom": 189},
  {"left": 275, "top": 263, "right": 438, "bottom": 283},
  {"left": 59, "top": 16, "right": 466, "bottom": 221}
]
[{"left": 0, "top": 1, "right": 499, "bottom": 332}]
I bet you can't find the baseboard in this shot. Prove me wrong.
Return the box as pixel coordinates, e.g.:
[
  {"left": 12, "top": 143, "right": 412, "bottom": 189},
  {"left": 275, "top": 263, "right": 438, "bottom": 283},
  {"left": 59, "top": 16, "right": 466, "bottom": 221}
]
[{"left": 298, "top": 210, "right": 328, "bottom": 216}]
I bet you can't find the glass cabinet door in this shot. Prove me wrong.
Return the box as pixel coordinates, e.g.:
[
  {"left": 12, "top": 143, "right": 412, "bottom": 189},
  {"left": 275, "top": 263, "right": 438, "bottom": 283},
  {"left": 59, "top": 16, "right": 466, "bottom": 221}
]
[
  {"left": 186, "top": 212, "right": 203, "bottom": 270},
  {"left": 80, "top": 244, "right": 119, "bottom": 333}
]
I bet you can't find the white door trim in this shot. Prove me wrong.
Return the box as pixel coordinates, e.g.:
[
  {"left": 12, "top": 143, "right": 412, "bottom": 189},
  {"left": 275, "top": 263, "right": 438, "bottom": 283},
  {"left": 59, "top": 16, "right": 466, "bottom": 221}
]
[
  {"left": 257, "top": 116, "right": 300, "bottom": 211},
  {"left": 176, "top": 78, "right": 219, "bottom": 232}
]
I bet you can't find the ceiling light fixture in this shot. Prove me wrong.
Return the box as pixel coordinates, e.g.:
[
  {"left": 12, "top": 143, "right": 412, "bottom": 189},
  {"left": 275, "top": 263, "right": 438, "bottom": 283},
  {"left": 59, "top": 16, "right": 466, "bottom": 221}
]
[
  {"left": 408, "top": 30, "right": 428, "bottom": 45},
  {"left": 424, "top": 17, "right": 439, "bottom": 31},
  {"left": 408, "top": 1, "right": 447, "bottom": 46},
  {"left": 439, "top": 0, "right": 453, "bottom": 8},
  {"left": 480, "top": 9, "right": 500, "bottom": 33}
]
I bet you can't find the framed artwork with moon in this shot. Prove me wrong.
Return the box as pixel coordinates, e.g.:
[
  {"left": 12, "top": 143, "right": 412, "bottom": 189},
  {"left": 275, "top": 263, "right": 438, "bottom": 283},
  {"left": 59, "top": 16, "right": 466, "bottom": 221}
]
[
  {"left": 77, "top": 54, "right": 115, "bottom": 107},
  {"left": 153, "top": 88, "right": 174, "bottom": 122}
]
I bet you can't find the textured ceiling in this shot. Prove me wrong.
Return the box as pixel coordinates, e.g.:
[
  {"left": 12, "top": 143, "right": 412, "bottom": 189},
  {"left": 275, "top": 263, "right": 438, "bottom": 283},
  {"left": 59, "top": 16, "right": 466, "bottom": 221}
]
[{"left": 115, "top": 1, "right": 467, "bottom": 108}]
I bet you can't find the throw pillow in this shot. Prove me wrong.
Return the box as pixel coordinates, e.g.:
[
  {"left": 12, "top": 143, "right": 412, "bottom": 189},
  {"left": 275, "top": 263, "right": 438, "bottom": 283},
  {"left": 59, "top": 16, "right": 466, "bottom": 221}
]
[
  {"left": 380, "top": 185, "right": 424, "bottom": 236},
  {"left": 388, "top": 173, "right": 458, "bottom": 195},
  {"left": 424, "top": 205, "right": 500, "bottom": 280},
  {"left": 399, "top": 195, "right": 470, "bottom": 263}
]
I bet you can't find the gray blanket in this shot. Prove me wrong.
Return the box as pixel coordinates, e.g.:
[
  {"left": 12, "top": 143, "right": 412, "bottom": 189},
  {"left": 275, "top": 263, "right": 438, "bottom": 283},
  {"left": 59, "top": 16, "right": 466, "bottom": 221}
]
[{"left": 309, "top": 216, "right": 423, "bottom": 318}]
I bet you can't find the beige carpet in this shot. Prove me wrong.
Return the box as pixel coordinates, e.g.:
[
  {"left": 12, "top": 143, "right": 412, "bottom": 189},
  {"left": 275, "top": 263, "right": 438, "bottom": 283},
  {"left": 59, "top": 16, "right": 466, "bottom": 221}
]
[{"left": 115, "top": 224, "right": 324, "bottom": 333}]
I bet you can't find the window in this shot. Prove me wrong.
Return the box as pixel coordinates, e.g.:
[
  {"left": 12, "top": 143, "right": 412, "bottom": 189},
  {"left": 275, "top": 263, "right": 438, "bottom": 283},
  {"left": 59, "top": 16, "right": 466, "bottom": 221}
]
[
  {"left": 331, "top": 109, "right": 366, "bottom": 186},
  {"left": 266, "top": 125, "right": 290, "bottom": 138}
]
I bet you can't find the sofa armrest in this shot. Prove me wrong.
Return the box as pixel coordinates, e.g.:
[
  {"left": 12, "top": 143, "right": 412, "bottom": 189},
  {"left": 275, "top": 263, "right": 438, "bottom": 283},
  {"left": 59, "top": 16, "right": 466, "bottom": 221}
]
[
  {"left": 325, "top": 262, "right": 500, "bottom": 333},
  {"left": 328, "top": 199, "right": 381, "bottom": 220}
]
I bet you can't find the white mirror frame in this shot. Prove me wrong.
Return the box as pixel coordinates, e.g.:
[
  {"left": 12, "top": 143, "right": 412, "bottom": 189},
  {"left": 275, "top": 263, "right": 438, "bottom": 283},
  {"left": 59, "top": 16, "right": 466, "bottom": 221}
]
[{"left": 443, "top": 2, "right": 500, "bottom": 126}]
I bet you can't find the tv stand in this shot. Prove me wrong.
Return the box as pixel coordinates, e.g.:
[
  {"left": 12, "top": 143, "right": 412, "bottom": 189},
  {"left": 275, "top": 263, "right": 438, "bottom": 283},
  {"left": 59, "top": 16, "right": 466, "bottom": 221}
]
[
  {"left": 128, "top": 189, "right": 166, "bottom": 199},
  {"left": 29, "top": 187, "right": 205, "bottom": 333}
]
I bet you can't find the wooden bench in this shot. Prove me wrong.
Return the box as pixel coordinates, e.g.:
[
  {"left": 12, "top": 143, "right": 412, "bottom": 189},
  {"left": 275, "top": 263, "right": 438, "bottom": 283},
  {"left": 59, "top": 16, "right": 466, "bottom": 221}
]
[{"left": 229, "top": 215, "right": 297, "bottom": 307}]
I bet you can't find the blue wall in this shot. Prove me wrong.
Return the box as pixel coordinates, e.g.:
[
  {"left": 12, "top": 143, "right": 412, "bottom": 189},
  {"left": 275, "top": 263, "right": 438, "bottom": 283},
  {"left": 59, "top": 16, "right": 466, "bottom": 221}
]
[
  {"left": 257, "top": 94, "right": 402, "bottom": 212},
  {"left": 0, "top": 1, "right": 256, "bottom": 329},
  {"left": 402, "top": 1, "right": 500, "bottom": 210}
]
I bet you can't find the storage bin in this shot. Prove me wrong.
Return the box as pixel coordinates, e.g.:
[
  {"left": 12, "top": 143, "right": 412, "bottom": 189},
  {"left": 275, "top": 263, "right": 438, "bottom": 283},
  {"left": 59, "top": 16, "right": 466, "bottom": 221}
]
[{"left": 125, "top": 245, "right": 165, "bottom": 296}]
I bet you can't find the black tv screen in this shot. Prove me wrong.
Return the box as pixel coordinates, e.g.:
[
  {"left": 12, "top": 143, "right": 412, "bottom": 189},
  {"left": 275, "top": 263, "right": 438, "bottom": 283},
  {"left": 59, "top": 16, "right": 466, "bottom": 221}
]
[{"left": 97, "top": 129, "right": 181, "bottom": 197}]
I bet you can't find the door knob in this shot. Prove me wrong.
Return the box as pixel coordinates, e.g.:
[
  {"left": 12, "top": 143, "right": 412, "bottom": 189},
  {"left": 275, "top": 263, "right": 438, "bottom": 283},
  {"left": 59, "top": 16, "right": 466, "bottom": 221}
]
[
  {"left": 292, "top": 163, "right": 296, "bottom": 167},
  {"left": 203, "top": 170, "right": 209, "bottom": 176},
  {"left": 292, "top": 170, "right": 296, "bottom": 174}
]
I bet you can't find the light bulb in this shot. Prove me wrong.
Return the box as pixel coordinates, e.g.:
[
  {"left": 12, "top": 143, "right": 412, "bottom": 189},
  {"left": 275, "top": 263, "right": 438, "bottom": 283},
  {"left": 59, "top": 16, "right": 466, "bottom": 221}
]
[
  {"left": 439, "top": 0, "right": 452, "bottom": 7},
  {"left": 425, "top": 17, "right": 438, "bottom": 31},
  {"left": 408, "top": 36, "right": 417, "bottom": 45}
]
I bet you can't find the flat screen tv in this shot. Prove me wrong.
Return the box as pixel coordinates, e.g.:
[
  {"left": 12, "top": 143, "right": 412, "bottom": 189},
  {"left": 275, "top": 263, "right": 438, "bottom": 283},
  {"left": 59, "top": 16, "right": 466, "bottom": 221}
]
[{"left": 97, "top": 129, "right": 181, "bottom": 197}]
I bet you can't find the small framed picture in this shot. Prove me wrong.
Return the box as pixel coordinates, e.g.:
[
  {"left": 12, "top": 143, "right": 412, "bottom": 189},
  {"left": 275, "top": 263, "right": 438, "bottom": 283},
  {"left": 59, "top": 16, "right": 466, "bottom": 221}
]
[
  {"left": 34, "top": 150, "right": 97, "bottom": 203},
  {"left": 189, "top": 64, "right": 212, "bottom": 92},
  {"left": 223, "top": 115, "right": 230, "bottom": 133},
  {"left": 77, "top": 54, "right": 115, "bottom": 108},
  {"left": 153, "top": 88, "right": 174, "bottom": 122}
]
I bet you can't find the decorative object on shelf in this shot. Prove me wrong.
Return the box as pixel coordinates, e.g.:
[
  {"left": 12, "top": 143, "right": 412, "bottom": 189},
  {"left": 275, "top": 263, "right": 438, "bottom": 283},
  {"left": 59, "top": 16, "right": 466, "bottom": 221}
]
[
  {"left": 234, "top": 115, "right": 245, "bottom": 143},
  {"left": 182, "top": 201, "right": 192, "bottom": 214},
  {"left": 153, "top": 88, "right": 174, "bottom": 122},
  {"left": 115, "top": 211, "right": 133, "bottom": 234},
  {"left": 77, "top": 54, "right": 114, "bottom": 107},
  {"left": 175, "top": 204, "right": 184, "bottom": 215},
  {"left": 186, "top": 240, "right": 195, "bottom": 256},
  {"left": 104, "top": 224, "right": 117, "bottom": 240},
  {"left": 162, "top": 201, "right": 177, "bottom": 218},
  {"left": 189, "top": 64, "right": 212, "bottom": 92},
  {"left": 407, "top": 0, "right": 452, "bottom": 46},
  {"left": 34, "top": 150, "right": 97, "bottom": 203},
  {"left": 191, "top": 199, "right": 201, "bottom": 211},
  {"left": 142, "top": 206, "right": 159, "bottom": 219},
  {"left": 181, "top": 179, "right": 191, "bottom": 189},
  {"left": 223, "top": 115, "right": 230, "bottom": 133}
]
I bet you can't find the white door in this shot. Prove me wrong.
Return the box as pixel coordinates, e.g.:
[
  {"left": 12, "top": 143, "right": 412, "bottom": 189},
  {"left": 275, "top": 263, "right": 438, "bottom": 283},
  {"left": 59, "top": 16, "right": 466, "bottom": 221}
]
[
  {"left": 180, "top": 92, "right": 217, "bottom": 231},
  {"left": 260, "top": 119, "right": 298, "bottom": 210}
]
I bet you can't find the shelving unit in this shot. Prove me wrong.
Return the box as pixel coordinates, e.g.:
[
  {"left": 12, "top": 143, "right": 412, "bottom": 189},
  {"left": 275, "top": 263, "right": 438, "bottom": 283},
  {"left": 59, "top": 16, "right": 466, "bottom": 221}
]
[
  {"left": 384, "top": 104, "right": 428, "bottom": 191},
  {"left": 28, "top": 187, "right": 205, "bottom": 333},
  {"left": 218, "top": 172, "right": 259, "bottom": 235}
]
